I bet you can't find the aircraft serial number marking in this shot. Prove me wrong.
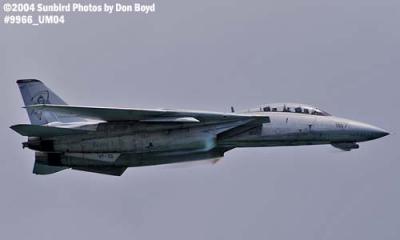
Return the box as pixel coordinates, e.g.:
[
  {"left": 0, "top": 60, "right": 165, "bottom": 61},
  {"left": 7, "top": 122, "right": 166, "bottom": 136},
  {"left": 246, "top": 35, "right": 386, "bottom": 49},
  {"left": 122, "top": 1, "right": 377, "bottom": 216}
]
[{"left": 336, "top": 123, "right": 348, "bottom": 129}]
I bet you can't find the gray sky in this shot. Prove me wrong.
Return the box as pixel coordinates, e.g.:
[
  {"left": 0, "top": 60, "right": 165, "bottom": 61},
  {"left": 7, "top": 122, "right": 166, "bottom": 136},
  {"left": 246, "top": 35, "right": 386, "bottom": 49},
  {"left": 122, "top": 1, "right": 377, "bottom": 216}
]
[{"left": 1, "top": 0, "right": 399, "bottom": 239}]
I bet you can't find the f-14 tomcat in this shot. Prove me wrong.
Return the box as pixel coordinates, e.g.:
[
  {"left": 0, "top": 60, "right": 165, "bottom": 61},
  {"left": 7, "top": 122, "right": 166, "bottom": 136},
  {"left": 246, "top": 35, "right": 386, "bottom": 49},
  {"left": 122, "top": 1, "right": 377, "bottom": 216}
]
[{"left": 11, "top": 79, "right": 389, "bottom": 176}]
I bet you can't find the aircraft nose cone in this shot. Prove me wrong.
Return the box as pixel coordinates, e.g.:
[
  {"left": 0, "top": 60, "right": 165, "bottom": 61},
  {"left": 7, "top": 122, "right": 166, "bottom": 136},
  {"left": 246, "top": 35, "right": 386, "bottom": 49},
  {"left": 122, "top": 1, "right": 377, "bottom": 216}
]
[
  {"left": 358, "top": 123, "right": 389, "bottom": 140},
  {"left": 370, "top": 127, "right": 389, "bottom": 139}
]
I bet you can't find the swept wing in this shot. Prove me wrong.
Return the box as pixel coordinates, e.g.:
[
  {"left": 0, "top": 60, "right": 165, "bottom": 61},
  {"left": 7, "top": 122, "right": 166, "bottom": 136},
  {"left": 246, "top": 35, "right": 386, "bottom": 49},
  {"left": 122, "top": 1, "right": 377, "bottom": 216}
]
[{"left": 25, "top": 104, "right": 270, "bottom": 123}]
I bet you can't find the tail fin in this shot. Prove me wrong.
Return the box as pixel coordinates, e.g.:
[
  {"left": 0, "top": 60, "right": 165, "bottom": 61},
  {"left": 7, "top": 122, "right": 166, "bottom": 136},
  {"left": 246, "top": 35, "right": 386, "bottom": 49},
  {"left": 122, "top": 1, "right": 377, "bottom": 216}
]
[{"left": 17, "top": 79, "right": 84, "bottom": 125}]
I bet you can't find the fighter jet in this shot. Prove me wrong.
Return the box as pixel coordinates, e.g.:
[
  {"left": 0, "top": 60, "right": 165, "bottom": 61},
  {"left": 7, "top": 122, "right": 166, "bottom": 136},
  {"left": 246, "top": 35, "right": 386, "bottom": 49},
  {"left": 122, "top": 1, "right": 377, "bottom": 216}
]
[{"left": 11, "top": 79, "right": 389, "bottom": 176}]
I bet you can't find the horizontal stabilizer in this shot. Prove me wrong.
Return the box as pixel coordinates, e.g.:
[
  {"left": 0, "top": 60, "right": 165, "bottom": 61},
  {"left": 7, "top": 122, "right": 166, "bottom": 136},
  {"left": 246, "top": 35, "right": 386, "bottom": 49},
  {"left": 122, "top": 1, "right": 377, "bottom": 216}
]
[
  {"left": 72, "top": 166, "right": 127, "bottom": 176},
  {"left": 33, "top": 161, "right": 68, "bottom": 175},
  {"left": 34, "top": 152, "right": 125, "bottom": 176},
  {"left": 10, "top": 124, "right": 89, "bottom": 137}
]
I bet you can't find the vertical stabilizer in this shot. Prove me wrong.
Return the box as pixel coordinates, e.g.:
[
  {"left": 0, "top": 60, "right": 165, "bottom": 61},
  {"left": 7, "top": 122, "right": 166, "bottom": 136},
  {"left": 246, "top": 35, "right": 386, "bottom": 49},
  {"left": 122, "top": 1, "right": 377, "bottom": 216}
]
[{"left": 17, "top": 79, "right": 84, "bottom": 125}]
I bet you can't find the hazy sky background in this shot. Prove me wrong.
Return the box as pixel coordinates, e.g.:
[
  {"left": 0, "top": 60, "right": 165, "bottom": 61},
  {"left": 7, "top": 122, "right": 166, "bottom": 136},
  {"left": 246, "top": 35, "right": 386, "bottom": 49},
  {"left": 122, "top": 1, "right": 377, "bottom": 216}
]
[{"left": 1, "top": 0, "right": 399, "bottom": 239}]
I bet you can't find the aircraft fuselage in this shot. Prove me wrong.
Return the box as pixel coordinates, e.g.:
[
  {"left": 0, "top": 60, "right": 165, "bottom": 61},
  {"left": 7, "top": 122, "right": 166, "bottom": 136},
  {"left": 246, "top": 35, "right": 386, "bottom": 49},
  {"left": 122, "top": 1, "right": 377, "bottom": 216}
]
[{"left": 26, "top": 111, "right": 387, "bottom": 155}]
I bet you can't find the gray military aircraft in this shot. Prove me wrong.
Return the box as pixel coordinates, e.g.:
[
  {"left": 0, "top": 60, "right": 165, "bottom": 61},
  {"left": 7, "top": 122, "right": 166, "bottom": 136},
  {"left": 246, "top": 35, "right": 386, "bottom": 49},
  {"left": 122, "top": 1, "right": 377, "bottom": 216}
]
[{"left": 11, "top": 79, "right": 389, "bottom": 176}]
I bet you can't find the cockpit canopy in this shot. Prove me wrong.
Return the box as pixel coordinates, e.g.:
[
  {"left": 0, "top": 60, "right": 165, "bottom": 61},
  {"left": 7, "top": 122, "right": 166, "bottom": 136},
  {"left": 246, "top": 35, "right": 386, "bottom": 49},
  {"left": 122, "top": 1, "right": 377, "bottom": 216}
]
[{"left": 248, "top": 103, "right": 331, "bottom": 116}]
